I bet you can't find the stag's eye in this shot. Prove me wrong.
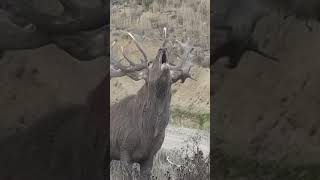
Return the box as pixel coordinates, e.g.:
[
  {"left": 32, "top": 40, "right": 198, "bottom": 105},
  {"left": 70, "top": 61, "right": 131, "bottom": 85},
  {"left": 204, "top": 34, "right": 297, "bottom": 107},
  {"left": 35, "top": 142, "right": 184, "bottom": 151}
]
[{"left": 147, "top": 61, "right": 153, "bottom": 67}]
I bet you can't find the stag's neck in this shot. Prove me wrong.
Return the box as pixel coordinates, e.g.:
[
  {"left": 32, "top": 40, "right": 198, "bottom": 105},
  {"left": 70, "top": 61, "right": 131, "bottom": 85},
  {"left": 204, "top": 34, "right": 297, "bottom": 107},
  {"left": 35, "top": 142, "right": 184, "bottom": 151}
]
[{"left": 136, "top": 82, "right": 172, "bottom": 136}]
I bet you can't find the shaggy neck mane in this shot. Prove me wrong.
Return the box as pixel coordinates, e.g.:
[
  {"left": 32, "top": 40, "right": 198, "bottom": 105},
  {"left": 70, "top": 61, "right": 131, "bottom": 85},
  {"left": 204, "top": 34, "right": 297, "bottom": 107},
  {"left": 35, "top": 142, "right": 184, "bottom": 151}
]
[{"left": 135, "top": 80, "right": 172, "bottom": 136}]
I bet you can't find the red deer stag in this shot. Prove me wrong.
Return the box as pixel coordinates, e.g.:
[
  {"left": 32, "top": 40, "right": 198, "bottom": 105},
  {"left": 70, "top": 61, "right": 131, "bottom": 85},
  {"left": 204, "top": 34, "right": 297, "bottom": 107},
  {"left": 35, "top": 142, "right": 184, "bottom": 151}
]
[{"left": 110, "top": 32, "right": 194, "bottom": 179}]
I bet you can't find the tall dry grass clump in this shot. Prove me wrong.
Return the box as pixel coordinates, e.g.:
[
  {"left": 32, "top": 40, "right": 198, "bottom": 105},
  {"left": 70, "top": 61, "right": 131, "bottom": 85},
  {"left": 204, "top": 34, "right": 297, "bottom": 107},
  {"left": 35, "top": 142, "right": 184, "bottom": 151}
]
[{"left": 111, "top": 0, "right": 209, "bottom": 52}]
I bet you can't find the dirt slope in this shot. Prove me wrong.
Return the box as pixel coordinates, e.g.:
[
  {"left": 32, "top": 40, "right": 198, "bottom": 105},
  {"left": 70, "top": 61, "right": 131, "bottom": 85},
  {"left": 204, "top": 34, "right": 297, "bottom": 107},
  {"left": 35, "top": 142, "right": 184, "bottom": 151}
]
[
  {"left": 213, "top": 14, "right": 320, "bottom": 165},
  {"left": 0, "top": 45, "right": 106, "bottom": 140}
]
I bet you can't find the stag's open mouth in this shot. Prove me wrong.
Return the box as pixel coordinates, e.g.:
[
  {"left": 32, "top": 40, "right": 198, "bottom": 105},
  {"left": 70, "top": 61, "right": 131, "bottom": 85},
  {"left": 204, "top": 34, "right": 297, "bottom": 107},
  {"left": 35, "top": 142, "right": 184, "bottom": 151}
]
[
  {"left": 160, "top": 50, "right": 169, "bottom": 71},
  {"left": 161, "top": 51, "right": 167, "bottom": 64},
  {"left": 160, "top": 49, "right": 169, "bottom": 71}
]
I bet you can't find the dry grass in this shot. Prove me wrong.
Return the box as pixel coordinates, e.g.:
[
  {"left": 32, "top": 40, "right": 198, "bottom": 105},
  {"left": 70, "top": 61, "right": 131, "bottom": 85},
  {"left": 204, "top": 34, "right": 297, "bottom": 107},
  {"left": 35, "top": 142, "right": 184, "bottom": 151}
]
[
  {"left": 111, "top": 0, "right": 210, "bottom": 67},
  {"left": 110, "top": 135, "right": 210, "bottom": 180}
]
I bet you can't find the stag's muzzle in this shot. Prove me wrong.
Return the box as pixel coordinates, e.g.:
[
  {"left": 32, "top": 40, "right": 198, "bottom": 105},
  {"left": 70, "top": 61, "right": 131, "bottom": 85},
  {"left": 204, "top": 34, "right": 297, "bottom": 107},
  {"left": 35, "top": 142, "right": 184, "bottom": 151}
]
[{"left": 160, "top": 48, "right": 169, "bottom": 71}]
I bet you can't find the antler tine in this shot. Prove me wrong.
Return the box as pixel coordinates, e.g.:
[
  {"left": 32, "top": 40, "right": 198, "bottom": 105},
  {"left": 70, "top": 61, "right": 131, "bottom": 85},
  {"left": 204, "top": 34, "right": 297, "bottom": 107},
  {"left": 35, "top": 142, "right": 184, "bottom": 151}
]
[
  {"left": 110, "top": 54, "right": 146, "bottom": 73},
  {"left": 126, "top": 32, "right": 149, "bottom": 63},
  {"left": 111, "top": 40, "right": 117, "bottom": 49},
  {"left": 121, "top": 46, "right": 136, "bottom": 66},
  {"left": 110, "top": 56, "right": 147, "bottom": 80},
  {"left": 175, "top": 38, "right": 194, "bottom": 53},
  {"left": 162, "top": 27, "right": 169, "bottom": 47},
  {"left": 110, "top": 52, "right": 125, "bottom": 77},
  {"left": 110, "top": 39, "right": 148, "bottom": 81},
  {"left": 169, "top": 38, "right": 195, "bottom": 83},
  {"left": 110, "top": 65, "right": 144, "bottom": 81},
  {"left": 110, "top": 64, "right": 125, "bottom": 78}
]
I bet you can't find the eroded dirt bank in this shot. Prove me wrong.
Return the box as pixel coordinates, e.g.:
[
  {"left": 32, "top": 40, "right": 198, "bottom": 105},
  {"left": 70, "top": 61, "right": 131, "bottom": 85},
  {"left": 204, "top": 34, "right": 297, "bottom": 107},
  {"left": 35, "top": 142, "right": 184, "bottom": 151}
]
[{"left": 213, "top": 14, "right": 320, "bottom": 178}]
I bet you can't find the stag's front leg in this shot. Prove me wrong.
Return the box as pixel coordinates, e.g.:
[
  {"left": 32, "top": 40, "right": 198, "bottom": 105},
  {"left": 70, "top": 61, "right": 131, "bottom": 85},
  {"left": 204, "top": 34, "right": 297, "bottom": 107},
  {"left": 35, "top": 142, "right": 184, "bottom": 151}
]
[
  {"left": 139, "top": 157, "right": 154, "bottom": 180},
  {"left": 120, "top": 150, "right": 133, "bottom": 180}
]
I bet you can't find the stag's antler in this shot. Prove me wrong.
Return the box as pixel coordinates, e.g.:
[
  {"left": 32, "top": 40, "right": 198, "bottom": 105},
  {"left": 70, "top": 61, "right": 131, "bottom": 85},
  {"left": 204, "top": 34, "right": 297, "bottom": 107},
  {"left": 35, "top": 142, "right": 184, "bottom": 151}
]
[
  {"left": 169, "top": 38, "right": 195, "bottom": 83},
  {"left": 126, "top": 32, "right": 149, "bottom": 63},
  {"left": 110, "top": 32, "right": 149, "bottom": 81}
]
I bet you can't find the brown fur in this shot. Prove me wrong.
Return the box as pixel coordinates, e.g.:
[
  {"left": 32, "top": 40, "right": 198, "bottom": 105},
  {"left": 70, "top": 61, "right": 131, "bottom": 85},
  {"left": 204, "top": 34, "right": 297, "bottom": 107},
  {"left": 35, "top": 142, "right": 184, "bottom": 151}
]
[{"left": 110, "top": 49, "right": 172, "bottom": 179}]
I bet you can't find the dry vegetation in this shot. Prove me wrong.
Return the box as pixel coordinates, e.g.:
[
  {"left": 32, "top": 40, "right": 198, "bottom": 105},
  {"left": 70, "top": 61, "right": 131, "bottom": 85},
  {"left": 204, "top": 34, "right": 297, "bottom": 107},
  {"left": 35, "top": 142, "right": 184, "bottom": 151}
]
[
  {"left": 110, "top": 0, "right": 210, "bottom": 179},
  {"left": 110, "top": 134, "right": 210, "bottom": 180},
  {"left": 111, "top": 0, "right": 209, "bottom": 56}
]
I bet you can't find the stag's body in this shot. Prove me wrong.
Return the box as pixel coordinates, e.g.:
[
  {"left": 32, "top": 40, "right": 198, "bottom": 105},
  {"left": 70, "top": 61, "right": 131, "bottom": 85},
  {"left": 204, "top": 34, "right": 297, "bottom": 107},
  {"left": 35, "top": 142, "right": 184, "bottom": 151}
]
[
  {"left": 110, "top": 54, "right": 172, "bottom": 179},
  {"left": 110, "top": 81, "right": 171, "bottom": 164},
  {"left": 110, "top": 32, "right": 193, "bottom": 179}
]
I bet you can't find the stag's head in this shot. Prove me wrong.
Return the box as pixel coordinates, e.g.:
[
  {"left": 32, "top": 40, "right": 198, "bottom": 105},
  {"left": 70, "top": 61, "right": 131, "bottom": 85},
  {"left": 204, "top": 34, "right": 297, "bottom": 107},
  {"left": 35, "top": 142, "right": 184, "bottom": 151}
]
[
  {"left": 110, "top": 30, "right": 194, "bottom": 85},
  {"left": 147, "top": 47, "right": 170, "bottom": 85}
]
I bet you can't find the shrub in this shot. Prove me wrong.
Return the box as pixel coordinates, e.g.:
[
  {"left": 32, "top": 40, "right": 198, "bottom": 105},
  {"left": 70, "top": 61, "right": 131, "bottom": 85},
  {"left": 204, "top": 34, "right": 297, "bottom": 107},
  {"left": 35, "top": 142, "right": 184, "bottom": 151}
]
[{"left": 163, "top": 134, "right": 210, "bottom": 180}]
